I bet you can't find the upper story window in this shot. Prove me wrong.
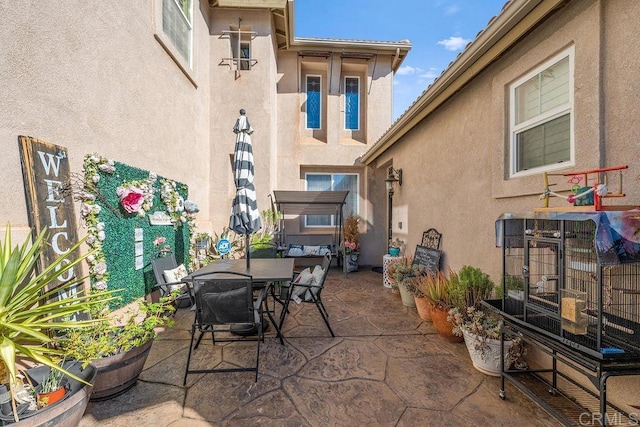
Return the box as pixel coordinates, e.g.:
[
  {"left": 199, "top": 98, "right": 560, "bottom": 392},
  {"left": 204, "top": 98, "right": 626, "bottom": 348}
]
[
  {"left": 222, "top": 25, "right": 257, "bottom": 72},
  {"left": 509, "top": 47, "right": 574, "bottom": 177},
  {"left": 306, "top": 75, "right": 322, "bottom": 129},
  {"left": 162, "top": 0, "right": 192, "bottom": 65},
  {"left": 344, "top": 77, "right": 360, "bottom": 130},
  {"left": 305, "top": 173, "right": 358, "bottom": 227}
]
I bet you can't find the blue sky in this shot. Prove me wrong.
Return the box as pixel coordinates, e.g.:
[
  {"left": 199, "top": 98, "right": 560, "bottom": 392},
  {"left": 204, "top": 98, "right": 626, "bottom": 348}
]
[{"left": 294, "top": 0, "right": 506, "bottom": 120}]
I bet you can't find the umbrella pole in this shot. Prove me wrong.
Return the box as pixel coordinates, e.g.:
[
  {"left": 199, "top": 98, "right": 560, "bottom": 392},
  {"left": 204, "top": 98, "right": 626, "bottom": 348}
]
[{"left": 246, "top": 234, "right": 250, "bottom": 268}]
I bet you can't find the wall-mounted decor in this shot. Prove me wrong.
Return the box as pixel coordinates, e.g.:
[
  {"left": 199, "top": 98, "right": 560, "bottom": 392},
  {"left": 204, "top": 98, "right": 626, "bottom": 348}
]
[
  {"left": 18, "top": 136, "right": 80, "bottom": 292},
  {"left": 79, "top": 153, "right": 197, "bottom": 308}
]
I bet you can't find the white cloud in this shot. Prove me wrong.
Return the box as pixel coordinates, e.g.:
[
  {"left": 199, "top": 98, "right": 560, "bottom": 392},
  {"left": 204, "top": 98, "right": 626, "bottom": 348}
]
[
  {"left": 444, "top": 4, "right": 461, "bottom": 15},
  {"left": 437, "top": 36, "right": 470, "bottom": 51},
  {"left": 396, "top": 65, "right": 423, "bottom": 76},
  {"left": 419, "top": 67, "right": 440, "bottom": 80}
]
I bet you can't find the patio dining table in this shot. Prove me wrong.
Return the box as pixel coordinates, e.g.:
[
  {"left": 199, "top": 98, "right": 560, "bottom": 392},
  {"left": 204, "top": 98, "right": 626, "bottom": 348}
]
[{"left": 184, "top": 257, "right": 295, "bottom": 344}]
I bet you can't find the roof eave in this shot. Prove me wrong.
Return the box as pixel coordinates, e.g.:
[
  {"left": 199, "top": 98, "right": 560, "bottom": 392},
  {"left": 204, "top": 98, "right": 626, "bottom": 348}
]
[{"left": 360, "top": 0, "right": 568, "bottom": 166}]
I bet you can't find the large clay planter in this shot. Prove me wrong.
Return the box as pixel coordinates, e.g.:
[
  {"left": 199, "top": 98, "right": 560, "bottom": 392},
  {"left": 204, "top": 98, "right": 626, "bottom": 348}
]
[
  {"left": 462, "top": 329, "right": 514, "bottom": 376},
  {"left": 90, "top": 339, "right": 153, "bottom": 401},
  {"left": 429, "top": 306, "right": 463, "bottom": 343},
  {"left": 397, "top": 281, "right": 416, "bottom": 307},
  {"left": 414, "top": 296, "right": 432, "bottom": 321}
]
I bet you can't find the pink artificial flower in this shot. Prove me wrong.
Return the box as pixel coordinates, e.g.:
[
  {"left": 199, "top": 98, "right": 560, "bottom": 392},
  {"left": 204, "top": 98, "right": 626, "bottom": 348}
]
[
  {"left": 119, "top": 187, "right": 145, "bottom": 214},
  {"left": 153, "top": 236, "right": 166, "bottom": 246}
]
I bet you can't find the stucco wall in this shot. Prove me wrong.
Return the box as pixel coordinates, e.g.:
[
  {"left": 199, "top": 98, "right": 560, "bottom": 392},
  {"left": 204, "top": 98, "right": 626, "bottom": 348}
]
[
  {"left": 367, "top": 0, "right": 640, "bottom": 414},
  {"left": 371, "top": 0, "right": 640, "bottom": 279},
  {"left": 1, "top": 0, "right": 212, "bottom": 234}
]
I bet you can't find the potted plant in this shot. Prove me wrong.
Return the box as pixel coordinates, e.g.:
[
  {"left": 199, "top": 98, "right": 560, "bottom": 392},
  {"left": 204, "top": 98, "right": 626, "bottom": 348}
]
[
  {"left": 342, "top": 212, "right": 360, "bottom": 273},
  {"left": 417, "top": 269, "right": 464, "bottom": 342},
  {"left": 447, "top": 265, "right": 528, "bottom": 375},
  {"left": 0, "top": 223, "right": 115, "bottom": 424},
  {"left": 35, "top": 358, "right": 70, "bottom": 408},
  {"left": 390, "top": 255, "right": 424, "bottom": 308},
  {"left": 249, "top": 209, "right": 281, "bottom": 258},
  {"left": 388, "top": 238, "right": 403, "bottom": 256},
  {"left": 55, "top": 292, "right": 176, "bottom": 401},
  {"left": 449, "top": 306, "right": 527, "bottom": 376}
]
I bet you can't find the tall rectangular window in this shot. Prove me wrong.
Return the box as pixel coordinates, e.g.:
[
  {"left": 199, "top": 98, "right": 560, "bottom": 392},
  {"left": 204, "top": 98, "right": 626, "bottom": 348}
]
[
  {"left": 306, "top": 76, "right": 321, "bottom": 129},
  {"left": 344, "top": 77, "right": 360, "bottom": 130},
  {"left": 305, "top": 173, "right": 358, "bottom": 227},
  {"left": 510, "top": 48, "right": 573, "bottom": 176},
  {"left": 162, "top": 0, "right": 192, "bottom": 65}
]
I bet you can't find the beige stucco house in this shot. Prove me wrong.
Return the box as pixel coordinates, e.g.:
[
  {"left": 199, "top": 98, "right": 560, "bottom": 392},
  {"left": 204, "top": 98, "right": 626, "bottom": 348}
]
[
  {"left": 361, "top": 0, "right": 640, "bottom": 415},
  {"left": 2, "top": 0, "right": 409, "bottom": 266}
]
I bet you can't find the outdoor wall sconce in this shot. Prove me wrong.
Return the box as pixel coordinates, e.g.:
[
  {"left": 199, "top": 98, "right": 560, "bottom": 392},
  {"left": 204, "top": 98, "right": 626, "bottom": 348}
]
[
  {"left": 384, "top": 166, "right": 403, "bottom": 196},
  {"left": 385, "top": 165, "right": 402, "bottom": 243}
]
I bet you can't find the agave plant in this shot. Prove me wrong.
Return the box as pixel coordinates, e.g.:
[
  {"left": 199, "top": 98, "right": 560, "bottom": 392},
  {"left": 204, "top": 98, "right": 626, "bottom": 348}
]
[{"left": 0, "top": 223, "right": 115, "bottom": 408}]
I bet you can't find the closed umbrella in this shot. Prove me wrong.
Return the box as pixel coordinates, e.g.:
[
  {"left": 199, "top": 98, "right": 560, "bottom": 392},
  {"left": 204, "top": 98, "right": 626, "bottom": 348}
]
[{"left": 229, "top": 109, "right": 262, "bottom": 268}]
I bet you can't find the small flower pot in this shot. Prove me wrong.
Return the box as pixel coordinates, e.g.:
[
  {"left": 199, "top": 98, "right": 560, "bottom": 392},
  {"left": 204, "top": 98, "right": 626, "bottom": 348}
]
[
  {"left": 37, "top": 380, "right": 68, "bottom": 408},
  {"left": 388, "top": 247, "right": 400, "bottom": 256}
]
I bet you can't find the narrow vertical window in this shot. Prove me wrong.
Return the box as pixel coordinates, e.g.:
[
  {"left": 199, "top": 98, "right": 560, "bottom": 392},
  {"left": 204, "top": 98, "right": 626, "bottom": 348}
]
[
  {"left": 344, "top": 77, "right": 360, "bottom": 130},
  {"left": 306, "top": 75, "right": 321, "bottom": 129}
]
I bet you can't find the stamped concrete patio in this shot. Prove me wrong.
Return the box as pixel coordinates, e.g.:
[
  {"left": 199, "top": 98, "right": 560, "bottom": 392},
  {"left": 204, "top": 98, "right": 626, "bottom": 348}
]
[{"left": 80, "top": 266, "right": 557, "bottom": 426}]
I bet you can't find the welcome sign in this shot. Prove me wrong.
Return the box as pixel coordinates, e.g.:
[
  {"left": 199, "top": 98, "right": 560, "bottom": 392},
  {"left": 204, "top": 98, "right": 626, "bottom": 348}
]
[{"left": 19, "top": 136, "right": 80, "bottom": 291}]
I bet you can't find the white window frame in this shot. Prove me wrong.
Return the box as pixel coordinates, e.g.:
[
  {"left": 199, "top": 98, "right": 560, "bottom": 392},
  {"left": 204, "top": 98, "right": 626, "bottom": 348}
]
[
  {"left": 304, "top": 172, "right": 359, "bottom": 228},
  {"left": 305, "top": 75, "right": 322, "bottom": 130},
  {"left": 161, "top": 0, "right": 193, "bottom": 67},
  {"left": 343, "top": 76, "right": 360, "bottom": 131},
  {"left": 509, "top": 47, "right": 575, "bottom": 178},
  {"left": 154, "top": 0, "right": 196, "bottom": 86}
]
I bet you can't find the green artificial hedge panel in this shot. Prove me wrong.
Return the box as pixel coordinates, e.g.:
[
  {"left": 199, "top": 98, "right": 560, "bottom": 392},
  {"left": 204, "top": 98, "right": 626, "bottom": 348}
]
[{"left": 92, "top": 161, "right": 190, "bottom": 308}]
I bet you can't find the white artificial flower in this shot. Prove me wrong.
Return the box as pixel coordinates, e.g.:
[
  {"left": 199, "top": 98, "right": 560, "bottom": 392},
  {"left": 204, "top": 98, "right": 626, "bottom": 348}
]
[
  {"left": 93, "top": 205, "right": 102, "bottom": 214},
  {"left": 98, "top": 163, "right": 115, "bottom": 173},
  {"left": 87, "top": 254, "right": 95, "bottom": 263},
  {"left": 96, "top": 222, "right": 105, "bottom": 231},
  {"left": 92, "top": 174, "right": 100, "bottom": 183},
  {"left": 97, "top": 230, "right": 106, "bottom": 241},
  {"left": 116, "top": 186, "right": 125, "bottom": 197},
  {"left": 93, "top": 262, "right": 107, "bottom": 275},
  {"left": 93, "top": 281, "right": 107, "bottom": 290},
  {"left": 90, "top": 154, "right": 100, "bottom": 163},
  {"left": 86, "top": 234, "right": 96, "bottom": 245},
  {"left": 80, "top": 203, "right": 92, "bottom": 216}
]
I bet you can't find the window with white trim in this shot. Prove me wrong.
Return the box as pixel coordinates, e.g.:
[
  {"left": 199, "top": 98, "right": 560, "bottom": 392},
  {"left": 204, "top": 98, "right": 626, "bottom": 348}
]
[
  {"left": 306, "top": 75, "right": 322, "bottom": 129},
  {"left": 510, "top": 47, "right": 574, "bottom": 176},
  {"left": 305, "top": 173, "right": 358, "bottom": 227},
  {"left": 162, "top": 0, "right": 192, "bottom": 65},
  {"left": 344, "top": 76, "right": 360, "bottom": 130}
]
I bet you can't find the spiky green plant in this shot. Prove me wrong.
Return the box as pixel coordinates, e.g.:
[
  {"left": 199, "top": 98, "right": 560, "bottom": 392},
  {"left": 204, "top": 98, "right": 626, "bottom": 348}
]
[{"left": 0, "top": 223, "right": 116, "bottom": 409}]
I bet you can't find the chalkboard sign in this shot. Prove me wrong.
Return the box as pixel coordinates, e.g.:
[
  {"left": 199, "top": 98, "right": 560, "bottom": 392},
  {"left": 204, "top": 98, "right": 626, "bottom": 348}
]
[{"left": 413, "top": 245, "right": 442, "bottom": 273}]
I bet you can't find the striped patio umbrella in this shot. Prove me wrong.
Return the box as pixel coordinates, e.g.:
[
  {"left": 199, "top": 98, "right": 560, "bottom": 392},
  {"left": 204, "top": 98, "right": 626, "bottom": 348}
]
[{"left": 229, "top": 109, "right": 262, "bottom": 267}]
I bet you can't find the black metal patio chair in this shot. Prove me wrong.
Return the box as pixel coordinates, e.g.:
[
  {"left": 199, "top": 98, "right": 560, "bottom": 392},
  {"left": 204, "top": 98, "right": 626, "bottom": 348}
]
[
  {"left": 183, "top": 271, "right": 264, "bottom": 384},
  {"left": 278, "top": 253, "right": 335, "bottom": 337}
]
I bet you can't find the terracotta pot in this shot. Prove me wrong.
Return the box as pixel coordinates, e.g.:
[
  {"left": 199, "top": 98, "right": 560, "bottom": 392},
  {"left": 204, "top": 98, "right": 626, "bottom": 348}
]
[
  {"left": 37, "top": 379, "right": 67, "bottom": 408},
  {"left": 414, "top": 296, "right": 432, "bottom": 321},
  {"left": 429, "top": 306, "right": 463, "bottom": 343},
  {"left": 90, "top": 339, "right": 153, "bottom": 401}
]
